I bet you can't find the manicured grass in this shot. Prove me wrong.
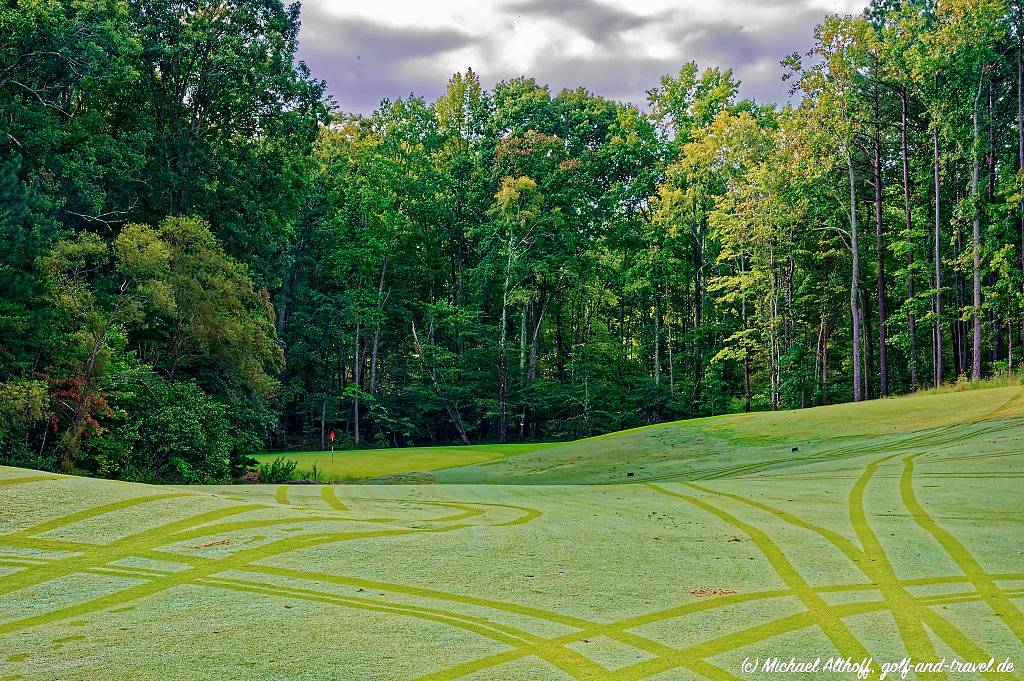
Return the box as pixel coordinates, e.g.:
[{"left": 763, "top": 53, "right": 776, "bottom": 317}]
[
  {"left": 2, "top": 386, "right": 1023, "bottom": 680},
  {"left": 432, "top": 384, "right": 1024, "bottom": 484},
  {"left": 252, "top": 442, "right": 557, "bottom": 481}
]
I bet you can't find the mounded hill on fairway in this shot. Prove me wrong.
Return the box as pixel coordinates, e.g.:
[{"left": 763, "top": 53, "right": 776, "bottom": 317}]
[
  {"left": 1, "top": 386, "right": 1023, "bottom": 680},
  {"left": 431, "top": 385, "right": 1024, "bottom": 485}
]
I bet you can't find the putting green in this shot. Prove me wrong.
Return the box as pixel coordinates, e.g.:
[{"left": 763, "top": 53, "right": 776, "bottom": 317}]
[
  {"left": 2, "top": 386, "right": 1023, "bottom": 680},
  {"left": 252, "top": 443, "right": 556, "bottom": 482}
]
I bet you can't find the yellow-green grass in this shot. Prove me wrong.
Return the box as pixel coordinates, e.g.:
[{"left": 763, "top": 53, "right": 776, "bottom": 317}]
[
  {"left": 252, "top": 442, "right": 556, "bottom": 482},
  {"left": 433, "top": 384, "right": 1024, "bottom": 484},
  {"left": 2, "top": 386, "right": 1023, "bottom": 680}
]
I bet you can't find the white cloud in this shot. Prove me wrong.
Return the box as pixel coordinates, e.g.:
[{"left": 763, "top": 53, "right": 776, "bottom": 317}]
[{"left": 296, "top": 0, "right": 868, "bottom": 112}]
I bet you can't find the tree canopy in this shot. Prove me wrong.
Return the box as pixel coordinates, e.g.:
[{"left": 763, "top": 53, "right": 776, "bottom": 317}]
[{"left": 3, "top": 0, "right": 1023, "bottom": 481}]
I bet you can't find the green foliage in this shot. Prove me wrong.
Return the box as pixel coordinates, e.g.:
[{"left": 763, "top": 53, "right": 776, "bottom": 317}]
[
  {"left": 126, "top": 379, "right": 232, "bottom": 484},
  {"left": 70, "top": 369, "right": 231, "bottom": 484},
  {"left": 256, "top": 456, "right": 298, "bottom": 484},
  {"left": 0, "top": 379, "right": 49, "bottom": 467},
  {"left": 3, "top": 0, "right": 1024, "bottom": 479},
  {"left": 115, "top": 216, "right": 284, "bottom": 404},
  {"left": 0, "top": 0, "right": 318, "bottom": 481}
]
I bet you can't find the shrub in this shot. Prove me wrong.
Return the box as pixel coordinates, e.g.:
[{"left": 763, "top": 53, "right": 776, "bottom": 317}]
[
  {"left": 256, "top": 456, "right": 298, "bottom": 483},
  {"left": 101, "top": 375, "right": 233, "bottom": 484}
]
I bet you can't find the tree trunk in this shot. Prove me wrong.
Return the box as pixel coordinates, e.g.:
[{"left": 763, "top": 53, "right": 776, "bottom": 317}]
[
  {"left": 849, "top": 154, "right": 864, "bottom": 402},
  {"left": 988, "top": 81, "right": 996, "bottom": 204},
  {"left": 276, "top": 237, "right": 303, "bottom": 337},
  {"left": 933, "top": 126, "right": 943, "bottom": 386},
  {"left": 555, "top": 297, "right": 567, "bottom": 382},
  {"left": 692, "top": 215, "right": 705, "bottom": 397},
  {"left": 368, "top": 326, "right": 382, "bottom": 396},
  {"left": 369, "top": 258, "right": 388, "bottom": 395},
  {"left": 873, "top": 95, "right": 889, "bottom": 397},
  {"left": 769, "top": 249, "right": 780, "bottom": 410},
  {"left": 822, "top": 322, "right": 830, "bottom": 405},
  {"left": 411, "top": 321, "right": 471, "bottom": 444},
  {"left": 353, "top": 317, "right": 362, "bottom": 445},
  {"left": 1018, "top": 36, "right": 1024, "bottom": 348},
  {"left": 1010, "top": 321, "right": 1015, "bottom": 373},
  {"left": 954, "top": 226, "right": 967, "bottom": 377},
  {"left": 320, "top": 399, "right": 326, "bottom": 451},
  {"left": 740, "top": 260, "right": 751, "bottom": 411},
  {"left": 520, "top": 304, "right": 527, "bottom": 376},
  {"left": 522, "top": 298, "right": 545, "bottom": 438},
  {"left": 528, "top": 298, "right": 545, "bottom": 383},
  {"left": 666, "top": 276, "right": 675, "bottom": 395},
  {"left": 498, "top": 271, "right": 510, "bottom": 443},
  {"left": 653, "top": 288, "right": 661, "bottom": 385},
  {"left": 618, "top": 292, "right": 626, "bottom": 372},
  {"left": 861, "top": 284, "right": 873, "bottom": 399},
  {"left": 971, "top": 79, "right": 983, "bottom": 381},
  {"left": 518, "top": 303, "right": 528, "bottom": 441},
  {"left": 815, "top": 317, "right": 824, "bottom": 403},
  {"left": 901, "top": 88, "right": 918, "bottom": 392}
]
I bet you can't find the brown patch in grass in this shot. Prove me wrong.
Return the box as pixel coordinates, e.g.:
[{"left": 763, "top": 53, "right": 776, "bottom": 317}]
[{"left": 690, "top": 588, "right": 737, "bottom": 597}]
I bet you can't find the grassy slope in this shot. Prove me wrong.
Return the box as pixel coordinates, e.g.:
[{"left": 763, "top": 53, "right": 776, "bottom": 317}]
[
  {"left": 433, "top": 386, "right": 1024, "bottom": 485},
  {"left": 252, "top": 443, "right": 556, "bottom": 482},
  {"left": 1, "top": 387, "right": 1023, "bottom": 680}
]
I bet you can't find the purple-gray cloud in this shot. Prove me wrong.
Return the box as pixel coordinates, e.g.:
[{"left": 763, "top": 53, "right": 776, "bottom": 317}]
[
  {"left": 504, "top": 0, "right": 655, "bottom": 44},
  {"left": 297, "top": 3, "right": 478, "bottom": 112},
  {"left": 295, "top": 0, "right": 862, "bottom": 113}
]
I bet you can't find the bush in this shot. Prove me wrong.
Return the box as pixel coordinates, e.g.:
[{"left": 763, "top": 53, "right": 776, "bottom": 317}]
[
  {"left": 138, "top": 381, "right": 232, "bottom": 483},
  {"left": 94, "top": 375, "right": 233, "bottom": 484},
  {"left": 256, "top": 456, "right": 298, "bottom": 483}
]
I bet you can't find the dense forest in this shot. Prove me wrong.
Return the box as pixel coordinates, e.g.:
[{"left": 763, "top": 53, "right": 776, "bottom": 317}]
[{"left": 2, "top": 0, "right": 1023, "bottom": 483}]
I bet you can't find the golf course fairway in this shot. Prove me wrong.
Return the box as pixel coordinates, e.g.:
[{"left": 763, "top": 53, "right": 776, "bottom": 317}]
[
  {"left": 250, "top": 443, "right": 558, "bottom": 483},
  {"left": 1, "top": 386, "right": 1023, "bottom": 680}
]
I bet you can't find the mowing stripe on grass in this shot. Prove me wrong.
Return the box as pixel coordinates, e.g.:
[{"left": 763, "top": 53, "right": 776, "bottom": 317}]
[
  {"left": 0, "top": 524, "right": 468, "bottom": 636},
  {"left": 648, "top": 483, "right": 873, "bottom": 665},
  {"left": 320, "top": 485, "right": 348, "bottom": 512},
  {"left": 2, "top": 389, "right": 1022, "bottom": 680},
  {"left": 848, "top": 454, "right": 945, "bottom": 676},
  {"left": 136, "top": 549, "right": 696, "bottom": 678},
  {"left": 413, "top": 501, "right": 487, "bottom": 523},
  {"left": 9, "top": 493, "right": 1007, "bottom": 679},
  {"left": 0, "top": 475, "right": 60, "bottom": 487},
  {"left": 414, "top": 578, "right": 1024, "bottom": 681},
  {"left": 0, "top": 504, "right": 262, "bottom": 597},
  {"left": 2, "top": 493, "right": 189, "bottom": 540},
  {"left": 6, "top": 481, "right": 1015, "bottom": 681},
  {"left": 342, "top": 495, "right": 542, "bottom": 526},
  {"left": 901, "top": 453, "right": 1024, "bottom": 645},
  {"left": 200, "top": 576, "right": 612, "bottom": 681},
  {"left": 183, "top": 558, "right": 670, "bottom": 653},
  {"left": 0, "top": 519, "right": 615, "bottom": 681},
  {"left": 612, "top": 580, "right": 1024, "bottom": 681},
  {"left": 147, "top": 543, "right": 719, "bottom": 671},
  {"left": 159, "top": 515, "right": 356, "bottom": 542},
  {"left": 689, "top": 480, "right": 1007, "bottom": 677}
]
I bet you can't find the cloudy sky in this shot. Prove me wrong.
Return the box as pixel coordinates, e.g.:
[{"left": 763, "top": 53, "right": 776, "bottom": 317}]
[{"left": 295, "top": 0, "right": 867, "bottom": 114}]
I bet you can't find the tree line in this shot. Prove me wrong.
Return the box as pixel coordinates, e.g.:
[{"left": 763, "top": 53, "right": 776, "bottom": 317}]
[{"left": 1, "top": 0, "right": 1022, "bottom": 483}]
